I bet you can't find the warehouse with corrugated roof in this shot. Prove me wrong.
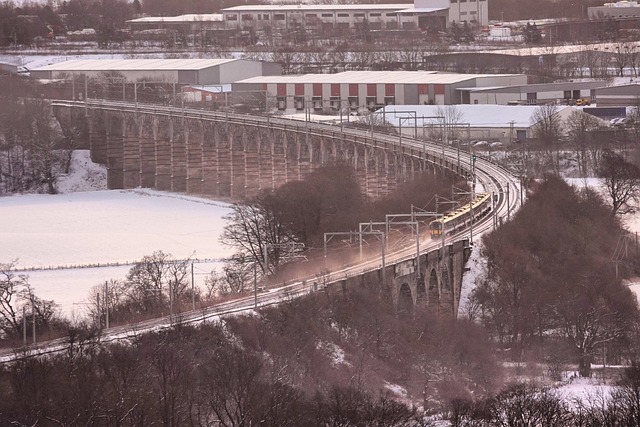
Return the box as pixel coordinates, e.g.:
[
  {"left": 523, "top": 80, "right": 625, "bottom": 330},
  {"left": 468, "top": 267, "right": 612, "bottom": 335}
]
[
  {"left": 30, "top": 58, "right": 282, "bottom": 85},
  {"left": 233, "top": 70, "right": 527, "bottom": 113}
]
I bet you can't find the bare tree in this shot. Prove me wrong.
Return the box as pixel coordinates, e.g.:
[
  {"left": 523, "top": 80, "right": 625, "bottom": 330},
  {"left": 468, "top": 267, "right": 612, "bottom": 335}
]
[
  {"left": 556, "top": 294, "right": 626, "bottom": 377},
  {"left": 428, "top": 105, "right": 466, "bottom": 144},
  {"left": 0, "top": 261, "right": 59, "bottom": 340},
  {"left": 599, "top": 148, "right": 640, "bottom": 215},
  {"left": 0, "top": 261, "right": 29, "bottom": 338},
  {"left": 612, "top": 42, "right": 632, "bottom": 77},
  {"left": 125, "top": 250, "right": 191, "bottom": 314},
  {"left": 220, "top": 194, "right": 299, "bottom": 274},
  {"left": 204, "top": 254, "right": 254, "bottom": 297},
  {"left": 531, "top": 104, "right": 563, "bottom": 174},
  {"left": 566, "top": 110, "right": 604, "bottom": 176}
]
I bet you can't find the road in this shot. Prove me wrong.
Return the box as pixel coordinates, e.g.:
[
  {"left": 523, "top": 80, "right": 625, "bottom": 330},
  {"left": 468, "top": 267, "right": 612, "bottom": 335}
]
[{"left": 0, "top": 101, "right": 522, "bottom": 362}]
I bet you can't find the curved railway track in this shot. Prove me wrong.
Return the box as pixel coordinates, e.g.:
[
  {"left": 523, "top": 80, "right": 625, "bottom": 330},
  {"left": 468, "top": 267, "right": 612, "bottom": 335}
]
[{"left": 0, "top": 100, "right": 523, "bottom": 362}]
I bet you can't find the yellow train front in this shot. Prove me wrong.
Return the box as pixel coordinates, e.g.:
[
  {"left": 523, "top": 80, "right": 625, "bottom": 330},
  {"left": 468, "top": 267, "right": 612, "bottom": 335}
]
[{"left": 429, "top": 193, "right": 491, "bottom": 239}]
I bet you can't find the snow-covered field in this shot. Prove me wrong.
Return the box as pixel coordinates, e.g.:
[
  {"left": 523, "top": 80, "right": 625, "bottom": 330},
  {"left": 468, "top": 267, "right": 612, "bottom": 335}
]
[{"left": 0, "top": 152, "right": 233, "bottom": 317}]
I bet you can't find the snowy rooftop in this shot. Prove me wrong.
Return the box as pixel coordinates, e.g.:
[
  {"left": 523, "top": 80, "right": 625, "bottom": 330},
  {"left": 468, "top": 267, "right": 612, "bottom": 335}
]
[
  {"left": 32, "top": 58, "right": 240, "bottom": 72},
  {"left": 379, "top": 104, "right": 576, "bottom": 128},
  {"left": 127, "top": 14, "right": 223, "bottom": 23},
  {"left": 397, "top": 7, "right": 447, "bottom": 13},
  {"left": 223, "top": 4, "right": 411, "bottom": 11},
  {"left": 237, "top": 71, "right": 523, "bottom": 85},
  {"left": 186, "top": 84, "right": 232, "bottom": 93},
  {"left": 475, "top": 41, "right": 640, "bottom": 57}
]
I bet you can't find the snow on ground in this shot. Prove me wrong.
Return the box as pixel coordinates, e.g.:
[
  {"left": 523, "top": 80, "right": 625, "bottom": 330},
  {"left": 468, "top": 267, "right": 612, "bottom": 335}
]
[
  {"left": 554, "top": 377, "right": 615, "bottom": 409},
  {"left": 458, "top": 239, "right": 486, "bottom": 318},
  {"left": 384, "top": 382, "right": 408, "bottom": 398},
  {"left": 317, "top": 341, "right": 351, "bottom": 367},
  {"left": 1, "top": 189, "right": 232, "bottom": 268},
  {"left": 0, "top": 150, "right": 233, "bottom": 317},
  {"left": 56, "top": 150, "right": 107, "bottom": 193}
]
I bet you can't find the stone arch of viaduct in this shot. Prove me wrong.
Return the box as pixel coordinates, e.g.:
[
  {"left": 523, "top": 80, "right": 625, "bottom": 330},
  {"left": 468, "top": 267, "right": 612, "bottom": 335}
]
[{"left": 53, "top": 102, "right": 475, "bottom": 315}]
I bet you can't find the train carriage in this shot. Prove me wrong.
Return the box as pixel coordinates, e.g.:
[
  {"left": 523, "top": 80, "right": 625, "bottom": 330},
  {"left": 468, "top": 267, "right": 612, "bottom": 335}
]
[{"left": 429, "top": 192, "right": 492, "bottom": 238}]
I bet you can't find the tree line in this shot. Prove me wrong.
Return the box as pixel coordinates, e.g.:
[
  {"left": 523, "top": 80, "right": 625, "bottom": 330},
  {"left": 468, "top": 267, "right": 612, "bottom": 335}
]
[
  {"left": 469, "top": 176, "right": 640, "bottom": 378},
  {"left": 0, "top": 284, "right": 498, "bottom": 426},
  {"left": 5, "top": 266, "right": 640, "bottom": 425}
]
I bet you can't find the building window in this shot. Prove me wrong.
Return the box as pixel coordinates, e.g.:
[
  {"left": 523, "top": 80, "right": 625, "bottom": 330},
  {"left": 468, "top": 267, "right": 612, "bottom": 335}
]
[
  {"left": 305, "top": 13, "right": 317, "bottom": 18},
  {"left": 386, "top": 13, "right": 396, "bottom": 16},
  {"left": 330, "top": 96, "right": 341, "bottom": 110},
  {"left": 460, "top": 11, "right": 467, "bottom": 15},
  {"left": 384, "top": 96, "right": 395, "bottom": 105},
  {"left": 337, "top": 13, "right": 349, "bottom": 18},
  {"left": 366, "top": 96, "right": 377, "bottom": 111},
  {"left": 277, "top": 97, "right": 286, "bottom": 110},
  {"left": 354, "top": 13, "right": 365, "bottom": 18},
  {"left": 312, "top": 96, "right": 323, "bottom": 111},
  {"left": 263, "top": 14, "right": 270, "bottom": 20},
  {"left": 370, "top": 12, "right": 381, "bottom": 17},
  {"left": 227, "top": 14, "right": 238, "bottom": 21},
  {"left": 241, "top": 14, "right": 253, "bottom": 21},
  {"left": 322, "top": 13, "right": 333, "bottom": 17},
  {"left": 274, "top": 14, "right": 285, "bottom": 20},
  {"left": 294, "top": 96, "right": 305, "bottom": 111},
  {"left": 470, "top": 11, "right": 477, "bottom": 14},
  {"left": 348, "top": 96, "right": 358, "bottom": 110}
]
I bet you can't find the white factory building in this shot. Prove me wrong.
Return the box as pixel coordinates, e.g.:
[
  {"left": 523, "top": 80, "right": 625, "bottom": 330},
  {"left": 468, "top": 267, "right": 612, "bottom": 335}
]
[
  {"left": 380, "top": 104, "right": 583, "bottom": 143},
  {"left": 589, "top": 1, "right": 640, "bottom": 19},
  {"left": 233, "top": 71, "right": 527, "bottom": 113},
  {"left": 30, "top": 58, "right": 282, "bottom": 85},
  {"left": 221, "top": 0, "right": 489, "bottom": 32}
]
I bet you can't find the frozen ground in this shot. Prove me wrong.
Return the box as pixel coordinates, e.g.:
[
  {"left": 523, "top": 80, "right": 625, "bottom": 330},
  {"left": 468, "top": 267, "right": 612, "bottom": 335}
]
[{"left": 0, "top": 151, "right": 233, "bottom": 317}]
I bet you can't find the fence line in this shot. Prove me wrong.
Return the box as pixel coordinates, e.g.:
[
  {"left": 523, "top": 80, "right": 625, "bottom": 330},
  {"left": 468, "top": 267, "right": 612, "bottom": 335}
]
[{"left": 13, "top": 257, "right": 228, "bottom": 273}]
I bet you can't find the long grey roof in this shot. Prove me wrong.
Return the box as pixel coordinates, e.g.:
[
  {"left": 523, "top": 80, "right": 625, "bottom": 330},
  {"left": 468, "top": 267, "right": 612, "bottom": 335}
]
[
  {"left": 32, "top": 58, "right": 239, "bottom": 72},
  {"left": 223, "top": 4, "right": 411, "bottom": 11},
  {"left": 127, "top": 14, "right": 223, "bottom": 23},
  {"left": 237, "top": 71, "right": 523, "bottom": 85}
]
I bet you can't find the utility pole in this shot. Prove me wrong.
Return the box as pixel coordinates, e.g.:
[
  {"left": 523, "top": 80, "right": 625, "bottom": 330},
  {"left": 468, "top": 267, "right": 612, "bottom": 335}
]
[
  {"left": 169, "top": 281, "right": 173, "bottom": 324},
  {"left": 104, "top": 281, "right": 109, "bottom": 329},
  {"left": 22, "top": 306, "right": 26, "bottom": 347},
  {"left": 191, "top": 262, "right": 195, "bottom": 311},
  {"left": 32, "top": 298, "right": 36, "bottom": 344},
  {"left": 96, "top": 292, "right": 101, "bottom": 328},
  {"left": 254, "top": 263, "right": 258, "bottom": 309}
]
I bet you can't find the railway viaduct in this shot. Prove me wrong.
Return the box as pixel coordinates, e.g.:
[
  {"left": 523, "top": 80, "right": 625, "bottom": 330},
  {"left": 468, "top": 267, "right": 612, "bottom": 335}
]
[{"left": 54, "top": 100, "right": 491, "bottom": 317}]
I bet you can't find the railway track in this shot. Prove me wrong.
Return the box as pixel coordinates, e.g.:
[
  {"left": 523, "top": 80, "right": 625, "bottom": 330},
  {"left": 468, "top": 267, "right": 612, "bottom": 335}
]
[{"left": 0, "top": 100, "right": 523, "bottom": 362}]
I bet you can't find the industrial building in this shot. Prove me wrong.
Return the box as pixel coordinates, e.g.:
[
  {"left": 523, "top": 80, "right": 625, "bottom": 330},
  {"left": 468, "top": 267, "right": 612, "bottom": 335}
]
[
  {"left": 126, "top": 14, "right": 224, "bottom": 34},
  {"left": 30, "top": 58, "right": 282, "bottom": 85},
  {"left": 589, "top": 1, "right": 640, "bottom": 19},
  {"left": 221, "top": 0, "right": 488, "bottom": 33},
  {"left": 379, "top": 104, "right": 583, "bottom": 142},
  {"left": 594, "top": 83, "right": 640, "bottom": 107},
  {"left": 460, "top": 81, "right": 605, "bottom": 105},
  {"left": 233, "top": 71, "right": 527, "bottom": 114}
]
